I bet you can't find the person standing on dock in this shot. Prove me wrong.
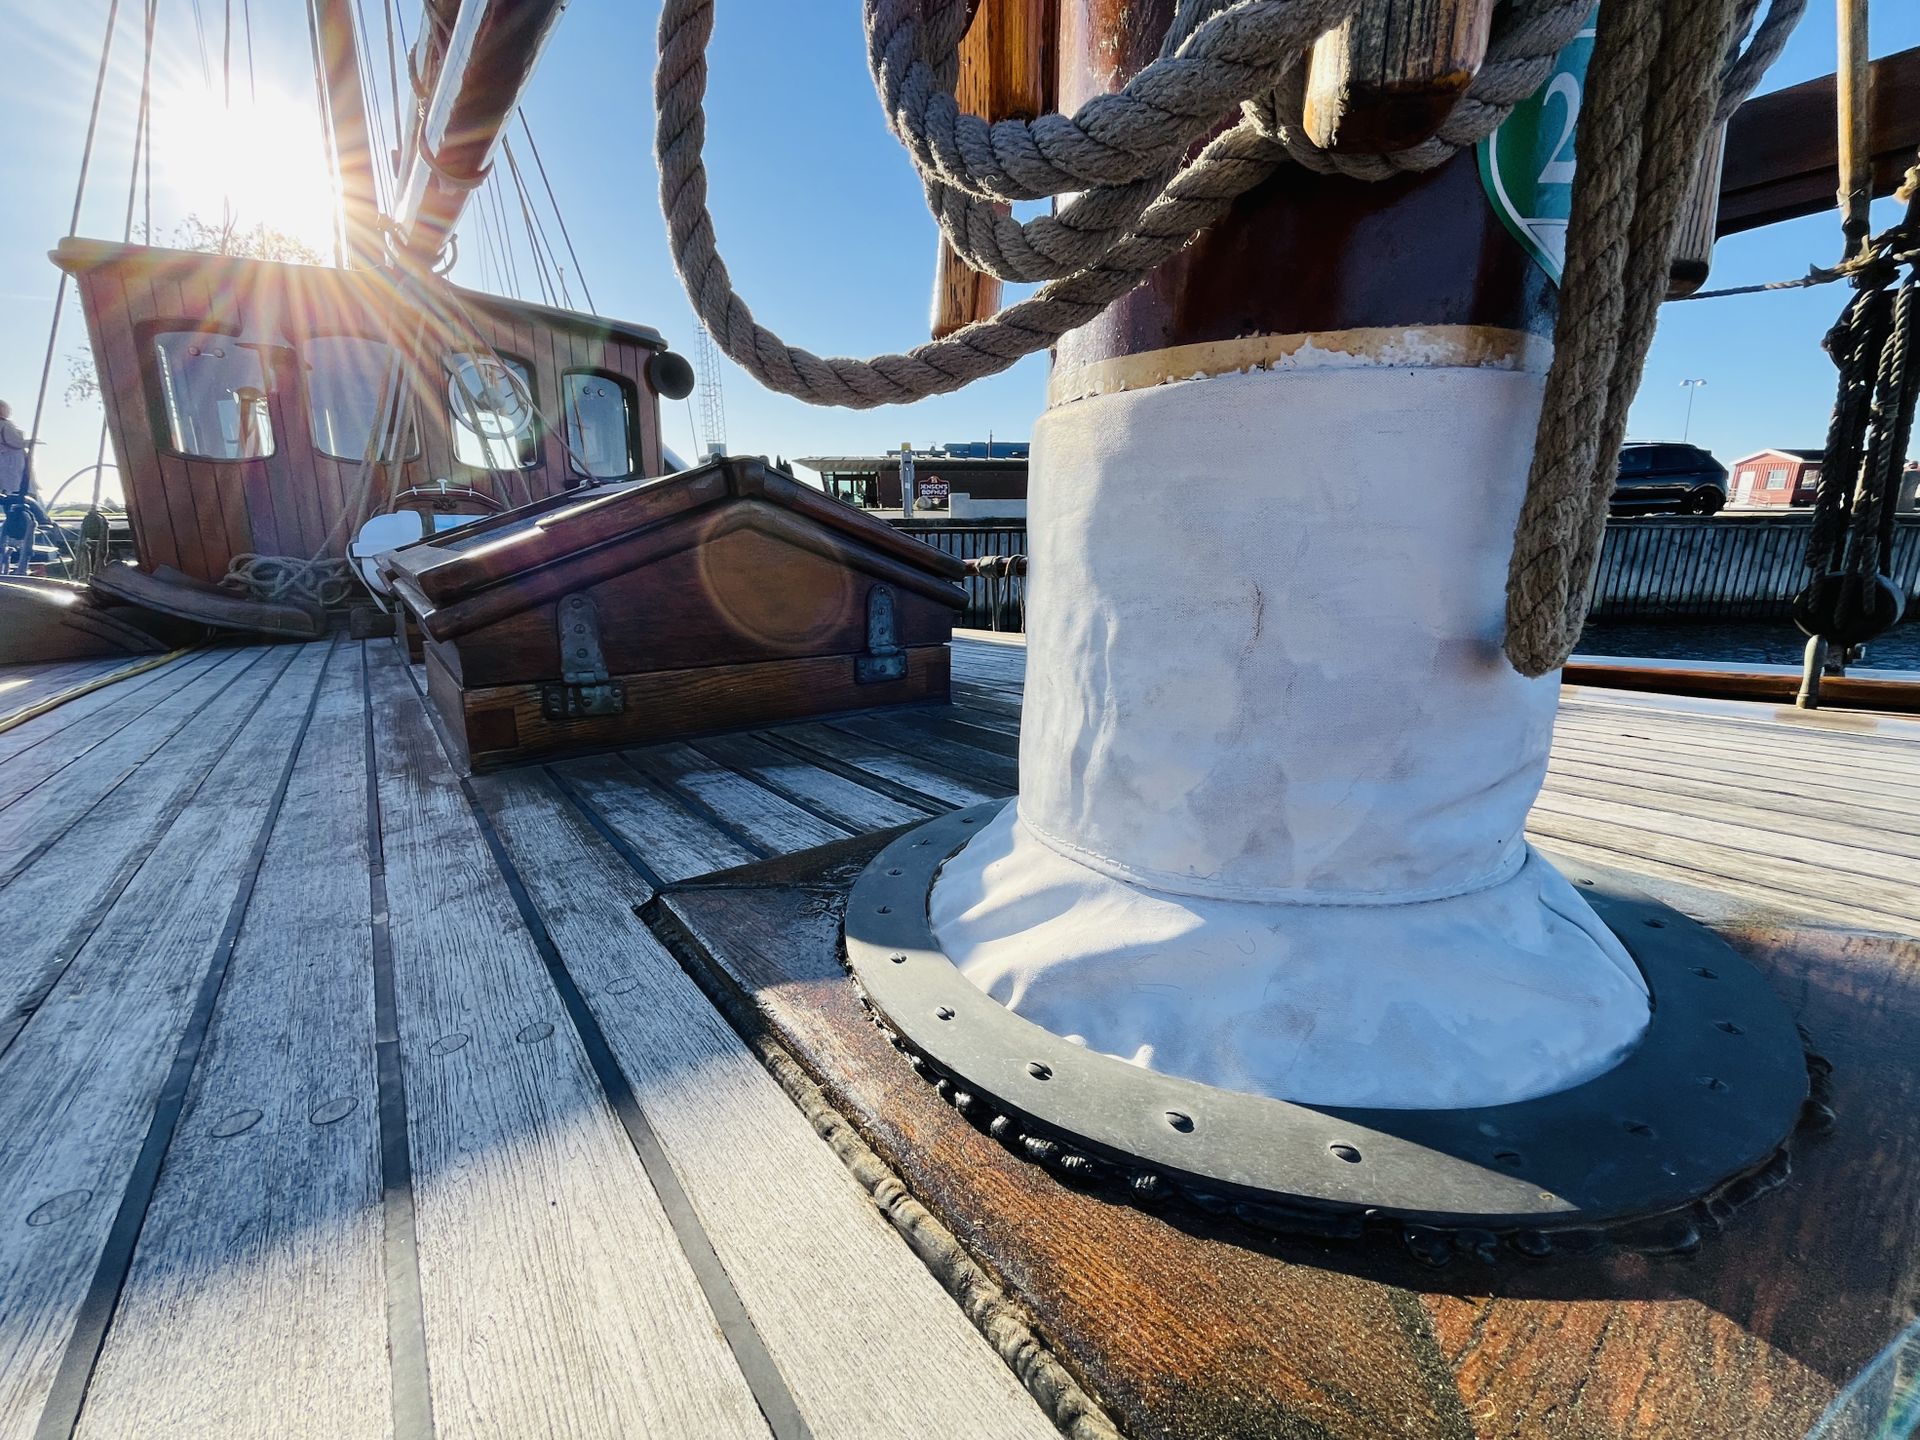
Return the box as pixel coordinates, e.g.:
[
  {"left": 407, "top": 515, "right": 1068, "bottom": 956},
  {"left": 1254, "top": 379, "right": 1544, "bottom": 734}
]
[{"left": 0, "top": 403, "right": 26, "bottom": 497}]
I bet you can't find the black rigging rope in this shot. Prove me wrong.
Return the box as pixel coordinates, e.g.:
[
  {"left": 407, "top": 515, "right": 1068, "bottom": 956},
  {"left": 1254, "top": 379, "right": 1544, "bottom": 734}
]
[
  {"left": 1793, "top": 158, "right": 1920, "bottom": 658},
  {"left": 516, "top": 110, "right": 597, "bottom": 314}
]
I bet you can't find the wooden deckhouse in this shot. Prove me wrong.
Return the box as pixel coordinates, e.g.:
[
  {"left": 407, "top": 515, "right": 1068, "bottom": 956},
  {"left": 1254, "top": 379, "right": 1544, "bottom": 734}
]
[
  {"left": 380, "top": 458, "right": 967, "bottom": 770},
  {"left": 53, "top": 236, "right": 680, "bottom": 588}
]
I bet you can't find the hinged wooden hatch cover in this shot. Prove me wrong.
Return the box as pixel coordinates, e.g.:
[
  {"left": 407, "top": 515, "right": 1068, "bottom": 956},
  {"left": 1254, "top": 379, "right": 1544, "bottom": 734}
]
[{"left": 378, "top": 457, "right": 968, "bottom": 770}]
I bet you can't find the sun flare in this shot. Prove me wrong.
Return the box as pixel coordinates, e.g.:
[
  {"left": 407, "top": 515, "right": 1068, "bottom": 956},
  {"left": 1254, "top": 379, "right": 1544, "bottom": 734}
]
[{"left": 153, "top": 79, "right": 340, "bottom": 256}]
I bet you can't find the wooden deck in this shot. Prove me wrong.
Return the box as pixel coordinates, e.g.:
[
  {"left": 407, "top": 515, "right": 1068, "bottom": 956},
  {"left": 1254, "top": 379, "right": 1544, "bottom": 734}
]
[{"left": 1, "top": 631, "right": 1915, "bottom": 1439}]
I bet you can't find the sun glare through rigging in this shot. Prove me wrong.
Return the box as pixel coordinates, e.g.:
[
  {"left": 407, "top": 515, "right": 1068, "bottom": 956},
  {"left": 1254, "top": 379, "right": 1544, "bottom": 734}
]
[{"left": 152, "top": 77, "right": 339, "bottom": 257}]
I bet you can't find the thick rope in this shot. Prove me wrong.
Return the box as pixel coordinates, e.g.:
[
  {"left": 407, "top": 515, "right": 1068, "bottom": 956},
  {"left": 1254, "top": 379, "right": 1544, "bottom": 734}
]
[
  {"left": 1504, "top": 0, "right": 1745, "bottom": 674},
  {"left": 656, "top": 0, "right": 1797, "bottom": 673}
]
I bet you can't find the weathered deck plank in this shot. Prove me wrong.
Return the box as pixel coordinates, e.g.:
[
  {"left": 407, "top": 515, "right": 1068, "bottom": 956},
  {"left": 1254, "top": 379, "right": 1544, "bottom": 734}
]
[
  {"left": 0, "top": 650, "right": 297, "bottom": 1052},
  {"left": 826, "top": 713, "right": 1020, "bottom": 792},
  {"left": 71, "top": 641, "right": 389, "bottom": 1440},
  {"left": 0, "top": 642, "right": 331, "bottom": 1439},
  {"left": 690, "top": 733, "right": 935, "bottom": 831},
  {"left": 767, "top": 723, "right": 1003, "bottom": 807},
  {"left": 0, "top": 659, "right": 135, "bottom": 722},
  {"left": 547, "top": 751, "right": 760, "bottom": 881},
  {"left": 470, "top": 767, "right": 1056, "bottom": 1440},
  {"left": 622, "top": 742, "right": 853, "bottom": 855},
  {"left": 364, "top": 645, "right": 768, "bottom": 1440},
  {"left": 0, "top": 631, "right": 1908, "bottom": 1440},
  {"left": 0, "top": 648, "right": 242, "bottom": 818},
  {"left": 0, "top": 651, "right": 208, "bottom": 771}
]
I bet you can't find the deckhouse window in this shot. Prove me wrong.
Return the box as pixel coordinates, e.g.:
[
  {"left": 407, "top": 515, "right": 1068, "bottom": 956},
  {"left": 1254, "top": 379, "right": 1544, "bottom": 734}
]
[
  {"left": 562, "top": 371, "right": 635, "bottom": 479},
  {"left": 1766, "top": 467, "right": 1787, "bottom": 491},
  {"left": 151, "top": 332, "right": 275, "bottom": 459},
  {"left": 447, "top": 352, "right": 538, "bottom": 470},
  {"left": 306, "top": 336, "right": 418, "bottom": 462}
]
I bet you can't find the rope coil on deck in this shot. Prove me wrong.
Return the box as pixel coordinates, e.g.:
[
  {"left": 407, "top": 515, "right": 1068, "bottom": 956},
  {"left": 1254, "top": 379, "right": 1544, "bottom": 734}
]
[{"left": 653, "top": 0, "right": 1805, "bottom": 675}]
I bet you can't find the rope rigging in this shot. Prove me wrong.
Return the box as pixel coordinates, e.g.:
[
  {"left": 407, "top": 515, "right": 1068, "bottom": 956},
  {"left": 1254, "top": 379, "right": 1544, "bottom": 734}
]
[
  {"left": 652, "top": 0, "right": 1804, "bottom": 674},
  {"left": 1792, "top": 155, "right": 1920, "bottom": 684}
]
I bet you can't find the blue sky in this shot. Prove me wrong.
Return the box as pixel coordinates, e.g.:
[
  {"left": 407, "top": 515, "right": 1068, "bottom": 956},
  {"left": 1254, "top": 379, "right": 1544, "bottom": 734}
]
[{"left": 1, "top": 0, "right": 1915, "bottom": 503}]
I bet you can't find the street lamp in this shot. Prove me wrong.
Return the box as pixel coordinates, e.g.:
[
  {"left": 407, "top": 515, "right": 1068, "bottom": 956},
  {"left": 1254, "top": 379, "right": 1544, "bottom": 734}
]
[{"left": 1679, "top": 378, "right": 1707, "bottom": 442}]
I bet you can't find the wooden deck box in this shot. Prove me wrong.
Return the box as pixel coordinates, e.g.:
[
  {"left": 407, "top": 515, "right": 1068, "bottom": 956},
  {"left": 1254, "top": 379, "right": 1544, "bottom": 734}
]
[{"left": 378, "top": 458, "right": 967, "bottom": 770}]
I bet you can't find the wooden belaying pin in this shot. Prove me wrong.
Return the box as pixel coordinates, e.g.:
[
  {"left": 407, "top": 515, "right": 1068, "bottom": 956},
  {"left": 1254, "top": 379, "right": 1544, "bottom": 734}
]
[
  {"left": 1303, "top": 0, "right": 1495, "bottom": 156},
  {"left": 931, "top": 0, "right": 1054, "bottom": 340},
  {"left": 1668, "top": 124, "right": 1727, "bottom": 299}
]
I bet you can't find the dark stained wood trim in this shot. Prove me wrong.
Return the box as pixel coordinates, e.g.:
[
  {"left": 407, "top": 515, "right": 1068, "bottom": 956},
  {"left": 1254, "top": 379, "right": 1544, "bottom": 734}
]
[{"left": 1719, "top": 47, "right": 1920, "bottom": 236}]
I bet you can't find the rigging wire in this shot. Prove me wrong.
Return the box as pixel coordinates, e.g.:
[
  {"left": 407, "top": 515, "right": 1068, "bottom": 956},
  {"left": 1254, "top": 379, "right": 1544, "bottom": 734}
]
[
  {"left": 243, "top": 0, "right": 256, "bottom": 102},
  {"left": 85, "top": 0, "right": 163, "bottom": 521},
  {"left": 486, "top": 172, "right": 523, "bottom": 299},
  {"left": 382, "top": 0, "right": 403, "bottom": 180},
  {"left": 515, "top": 110, "right": 597, "bottom": 314},
  {"left": 351, "top": 0, "right": 395, "bottom": 214},
  {"left": 223, "top": 0, "right": 232, "bottom": 107},
  {"left": 501, "top": 139, "right": 565, "bottom": 308},
  {"left": 304, "top": 0, "right": 347, "bottom": 267},
  {"left": 188, "top": 0, "right": 212, "bottom": 85},
  {"left": 23, "top": 0, "right": 125, "bottom": 482}
]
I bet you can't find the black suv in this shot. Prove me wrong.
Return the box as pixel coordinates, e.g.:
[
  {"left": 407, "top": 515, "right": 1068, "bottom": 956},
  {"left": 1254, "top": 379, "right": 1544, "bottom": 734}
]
[{"left": 1611, "top": 443, "right": 1728, "bottom": 516}]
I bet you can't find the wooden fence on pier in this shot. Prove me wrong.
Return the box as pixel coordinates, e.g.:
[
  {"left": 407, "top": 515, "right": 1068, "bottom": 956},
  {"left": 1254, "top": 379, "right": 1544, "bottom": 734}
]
[{"left": 901, "top": 515, "right": 1920, "bottom": 631}]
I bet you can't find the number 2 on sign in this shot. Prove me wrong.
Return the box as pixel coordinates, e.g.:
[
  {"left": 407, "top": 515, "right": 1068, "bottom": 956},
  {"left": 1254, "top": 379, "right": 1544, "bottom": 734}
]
[{"left": 1537, "top": 73, "right": 1580, "bottom": 186}]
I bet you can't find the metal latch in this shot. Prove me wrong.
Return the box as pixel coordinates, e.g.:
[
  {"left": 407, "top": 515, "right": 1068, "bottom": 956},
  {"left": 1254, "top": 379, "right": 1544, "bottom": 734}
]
[
  {"left": 855, "top": 584, "right": 907, "bottom": 684},
  {"left": 541, "top": 592, "right": 626, "bottom": 720}
]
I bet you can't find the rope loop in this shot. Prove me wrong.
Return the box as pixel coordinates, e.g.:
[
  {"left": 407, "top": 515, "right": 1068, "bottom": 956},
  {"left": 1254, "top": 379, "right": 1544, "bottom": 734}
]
[{"left": 654, "top": 0, "right": 1807, "bottom": 670}]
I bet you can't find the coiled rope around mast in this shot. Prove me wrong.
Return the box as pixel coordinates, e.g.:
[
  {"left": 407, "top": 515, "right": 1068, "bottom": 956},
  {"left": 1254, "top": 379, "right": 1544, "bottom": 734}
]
[{"left": 654, "top": 0, "right": 1803, "bottom": 675}]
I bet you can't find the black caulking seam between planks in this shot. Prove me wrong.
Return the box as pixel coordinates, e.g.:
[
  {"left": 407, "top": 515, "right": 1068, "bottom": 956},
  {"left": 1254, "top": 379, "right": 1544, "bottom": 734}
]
[
  {"left": 682, "top": 739, "right": 868, "bottom": 838},
  {"left": 882, "top": 709, "right": 1021, "bottom": 760},
  {"left": 32, "top": 637, "right": 338, "bottom": 1440},
  {"left": 821, "top": 717, "right": 1015, "bottom": 791},
  {"left": 751, "top": 731, "right": 956, "bottom": 815},
  {"left": 360, "top": 643, "right": 438, "bottom": 1440},
  {"left": 615, "top": 749, "right": 777, "bottom": 861},
  {"left": 461, "top": 780, "right": 816, "bottom": 1440},
  {"left": 543, "top": 764, "right": 672, "bottom": 894},
  {"left": 0, "top": 647, "right": 280, "bottom": 890},
  {"left": 0, "top": 647, "right": 301, "bottom": 1064}
]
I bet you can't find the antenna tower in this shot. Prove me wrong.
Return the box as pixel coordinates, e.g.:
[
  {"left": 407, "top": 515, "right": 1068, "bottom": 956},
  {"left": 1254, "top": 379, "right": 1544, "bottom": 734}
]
[{"left": 694, "top": 323, "right": 728, "bottom": 455}]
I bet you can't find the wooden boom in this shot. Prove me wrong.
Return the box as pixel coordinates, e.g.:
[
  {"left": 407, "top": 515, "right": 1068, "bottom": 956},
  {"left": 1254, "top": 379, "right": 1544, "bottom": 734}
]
[{"left": 389, "top": 0, "right": 571, "bottom": 261}]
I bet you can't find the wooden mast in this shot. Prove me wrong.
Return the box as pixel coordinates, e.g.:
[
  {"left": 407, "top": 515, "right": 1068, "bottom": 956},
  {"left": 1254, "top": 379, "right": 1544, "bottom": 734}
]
[
  {"left": 930, "top": 0, "right": 1663, "bottom": 1111},
  {"left": 313, "top": 0, "right": 384, "bottom": 268},
  {"left": 1051, "top": 0, "right": 1549, "bottom": 398}
]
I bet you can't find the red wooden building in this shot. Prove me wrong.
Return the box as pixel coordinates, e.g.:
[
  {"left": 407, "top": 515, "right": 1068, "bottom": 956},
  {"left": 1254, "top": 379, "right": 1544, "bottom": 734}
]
[{"left": 1728, "top": 448, "right": 1822, "bottom": 508}]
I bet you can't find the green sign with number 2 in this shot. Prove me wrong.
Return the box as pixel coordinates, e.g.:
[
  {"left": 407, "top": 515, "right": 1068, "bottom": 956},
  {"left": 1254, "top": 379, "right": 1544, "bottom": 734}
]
[{"left": 1476, "top": 9, "right": 1598, "bottom": 286}]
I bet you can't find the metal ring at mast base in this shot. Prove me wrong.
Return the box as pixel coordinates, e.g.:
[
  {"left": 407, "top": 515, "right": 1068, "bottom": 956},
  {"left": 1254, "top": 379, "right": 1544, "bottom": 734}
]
[{"left": 843, "top": 802, "right": 1822, "bottom": 1264}]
